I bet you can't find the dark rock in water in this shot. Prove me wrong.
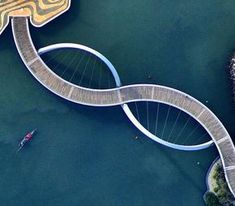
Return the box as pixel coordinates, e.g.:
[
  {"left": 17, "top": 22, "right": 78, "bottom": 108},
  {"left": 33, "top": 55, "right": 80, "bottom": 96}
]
[{"left": 229, "top": 53, "right": 235, "bottom": 101}]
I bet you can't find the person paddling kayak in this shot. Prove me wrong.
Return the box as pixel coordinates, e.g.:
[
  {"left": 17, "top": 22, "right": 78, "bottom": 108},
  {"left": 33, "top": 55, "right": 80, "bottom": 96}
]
[{"left": 17, "top": 129, "right": 37, "bottom": 152}]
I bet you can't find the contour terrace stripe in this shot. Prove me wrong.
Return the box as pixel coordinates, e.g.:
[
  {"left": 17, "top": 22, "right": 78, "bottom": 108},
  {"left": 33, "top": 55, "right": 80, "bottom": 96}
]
[{"left": 0, "top": 0, "right": 71, "bottom": 34}]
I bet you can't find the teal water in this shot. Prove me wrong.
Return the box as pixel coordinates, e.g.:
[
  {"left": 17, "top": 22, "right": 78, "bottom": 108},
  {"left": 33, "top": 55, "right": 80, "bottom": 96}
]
[{"left": 1, "top": 0, "right": 235, "bottom": 205}]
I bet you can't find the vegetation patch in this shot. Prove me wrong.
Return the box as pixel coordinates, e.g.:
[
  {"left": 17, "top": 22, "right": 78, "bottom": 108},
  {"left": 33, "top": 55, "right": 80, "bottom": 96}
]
[{"left": 204, "top": 161, "right": 235, "bottom": 206}]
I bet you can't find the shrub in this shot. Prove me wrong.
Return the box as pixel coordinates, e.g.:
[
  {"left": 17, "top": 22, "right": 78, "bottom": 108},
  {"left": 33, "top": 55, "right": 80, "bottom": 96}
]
[{"left": 204, "top": 192, "right": 221, "bottom": 206}]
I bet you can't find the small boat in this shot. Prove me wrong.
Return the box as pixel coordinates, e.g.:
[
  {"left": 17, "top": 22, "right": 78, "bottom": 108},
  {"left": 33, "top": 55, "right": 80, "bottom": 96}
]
[{"left": 17, "top": 129, "right": 37, "bottom": 152}]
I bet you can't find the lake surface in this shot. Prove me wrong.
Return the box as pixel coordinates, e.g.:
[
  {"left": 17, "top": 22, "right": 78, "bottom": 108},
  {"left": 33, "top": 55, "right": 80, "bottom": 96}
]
[{"left": 1, "top": 0, "right": 235, "bottom": 205}]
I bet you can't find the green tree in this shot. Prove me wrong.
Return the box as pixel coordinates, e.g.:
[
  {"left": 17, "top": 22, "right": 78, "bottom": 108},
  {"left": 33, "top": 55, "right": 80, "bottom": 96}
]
[{"left": 204, "top": 192, "right": 221, "bottom": 206}]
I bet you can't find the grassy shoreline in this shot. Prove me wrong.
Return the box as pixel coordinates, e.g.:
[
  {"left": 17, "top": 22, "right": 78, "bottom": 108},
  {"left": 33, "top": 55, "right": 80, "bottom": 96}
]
[{"left": 206, "top": 157, "right": 220, "bottom": 192}]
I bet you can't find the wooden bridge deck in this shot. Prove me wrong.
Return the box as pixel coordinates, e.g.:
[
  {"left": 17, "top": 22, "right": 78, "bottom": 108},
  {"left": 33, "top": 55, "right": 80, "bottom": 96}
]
[{"left": 12, "top": 17, "right": 235, "bottom": 197}]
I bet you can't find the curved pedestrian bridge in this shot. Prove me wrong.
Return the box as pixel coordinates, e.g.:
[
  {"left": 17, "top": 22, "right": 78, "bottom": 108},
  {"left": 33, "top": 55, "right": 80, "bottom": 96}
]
[{"left": 12, "top": 17, "right": 235, "bottom": 197}]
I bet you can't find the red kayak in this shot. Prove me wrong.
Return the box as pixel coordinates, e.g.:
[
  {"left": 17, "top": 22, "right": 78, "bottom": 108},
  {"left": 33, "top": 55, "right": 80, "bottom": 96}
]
[{"left": 17, "top": 129, "right": 37, "bottom": 152}]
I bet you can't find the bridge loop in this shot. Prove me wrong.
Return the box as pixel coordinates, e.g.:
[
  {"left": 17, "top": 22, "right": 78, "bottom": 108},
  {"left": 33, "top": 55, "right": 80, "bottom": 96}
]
[{"left": 38, "top": 43, "right": 214, "bottom": 151}]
